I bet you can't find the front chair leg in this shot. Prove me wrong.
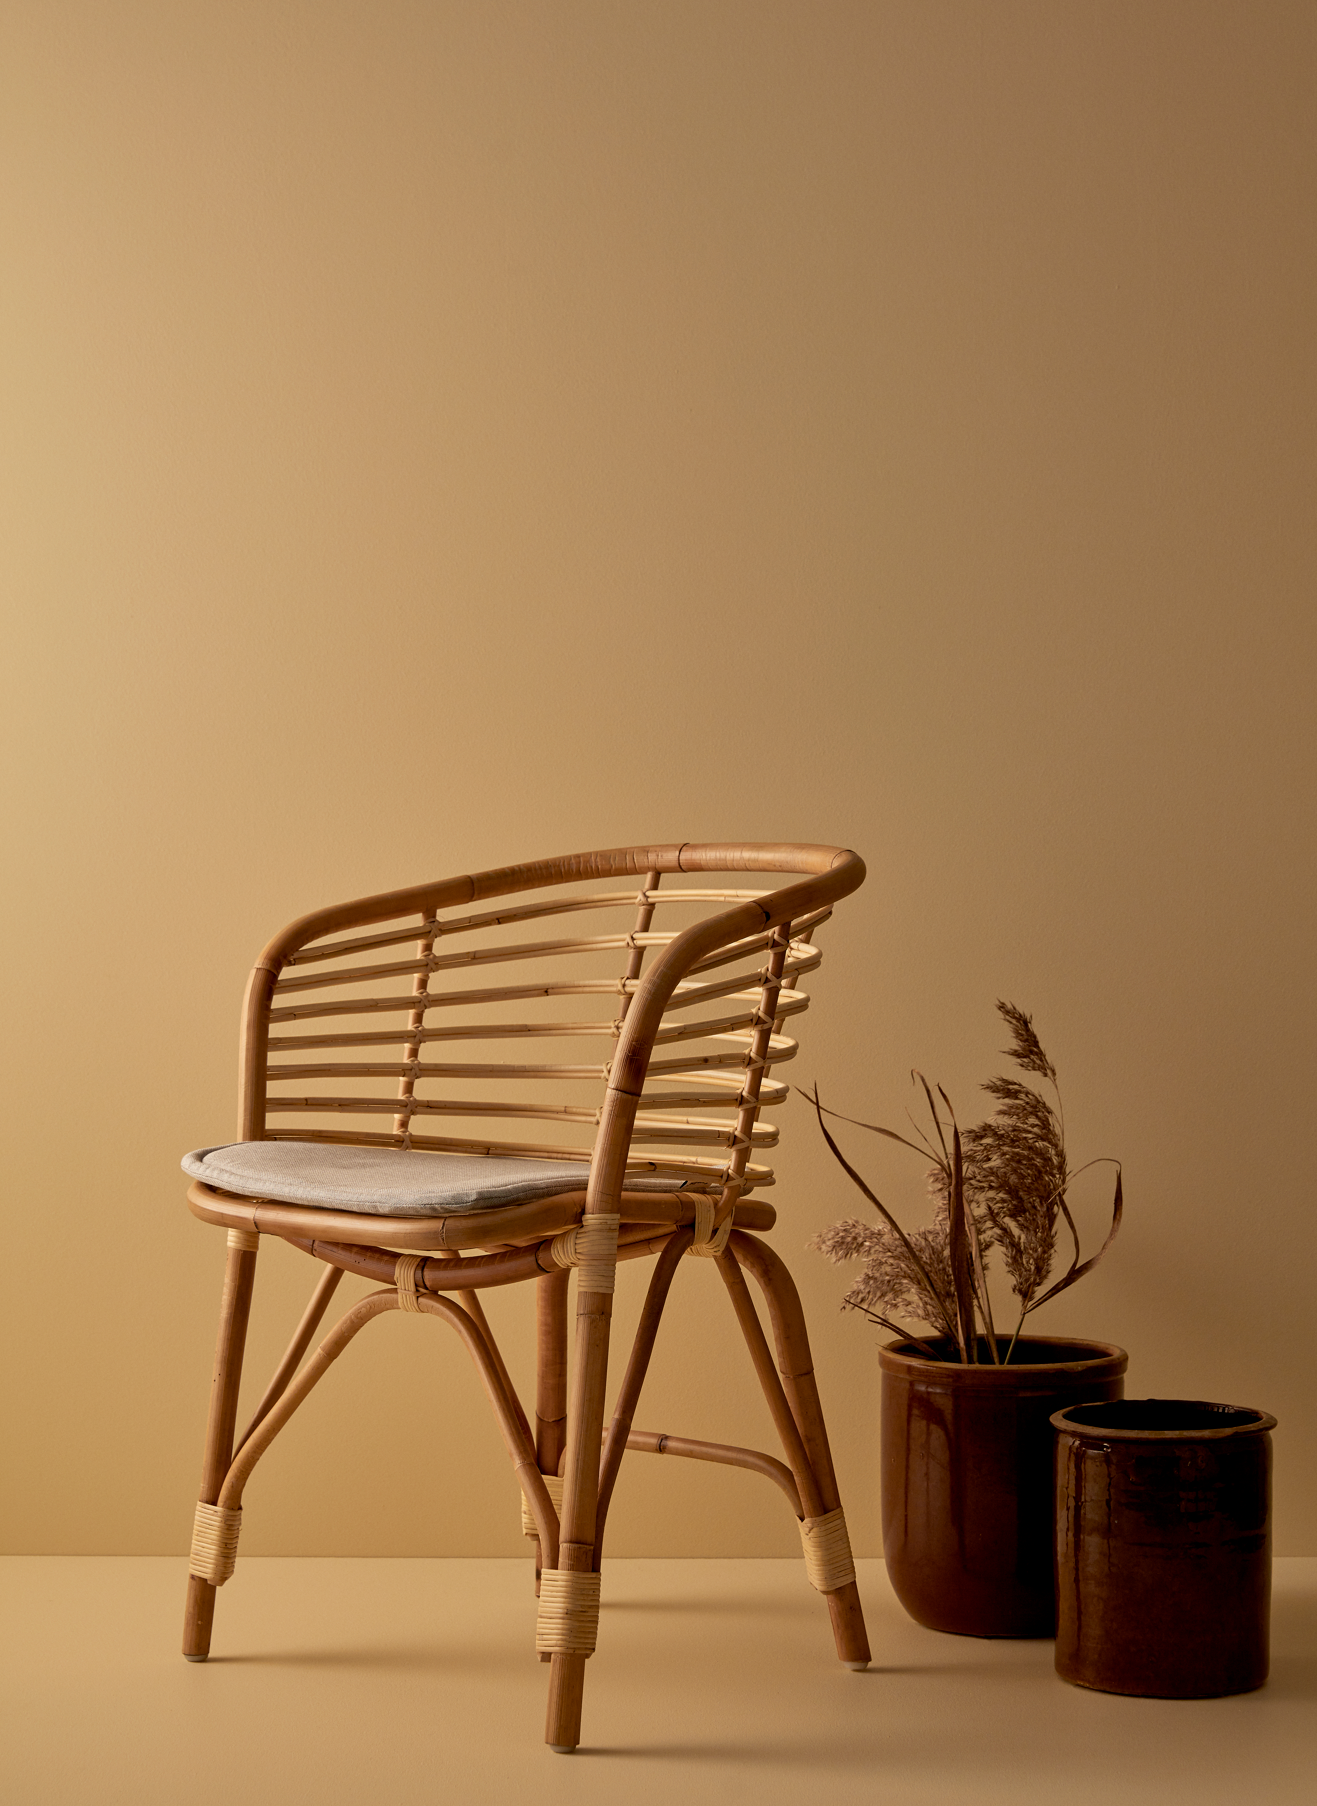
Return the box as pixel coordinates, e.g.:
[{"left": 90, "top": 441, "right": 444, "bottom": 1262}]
[
  {"left": 182, "top": 1229, "right": 259, "bottom": 1661},
  {"left": 543, "top": 1255, "right": 616, "bottom": 1753}
]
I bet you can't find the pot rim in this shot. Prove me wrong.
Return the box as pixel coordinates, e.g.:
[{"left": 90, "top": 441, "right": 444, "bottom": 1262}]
[
  {"left": 878, "top": 1335, "right": 1128, "bottom": 1383},
  {"left": 1051, "top": 1398, "right": 1277, "bottom": 1440}
]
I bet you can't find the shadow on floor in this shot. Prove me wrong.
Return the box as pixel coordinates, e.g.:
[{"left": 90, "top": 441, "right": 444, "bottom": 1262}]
[
  {"left": 1262, "top": 1584, "right": 1317, "bottom": 1702},
  {"left": 204, "top": 1644, "right": 523, "bottom": 1676},
  {"left": 601, "top": 1595, "right": 813, "bottom": 1617},
  {"left": 574, "top": 1738, "right": 886, "bottom": 1768}
]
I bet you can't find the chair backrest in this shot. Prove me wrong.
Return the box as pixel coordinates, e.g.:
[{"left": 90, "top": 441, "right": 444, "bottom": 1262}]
[{"left": 239, "top": 842, "right": 864, "bottom": 1199}]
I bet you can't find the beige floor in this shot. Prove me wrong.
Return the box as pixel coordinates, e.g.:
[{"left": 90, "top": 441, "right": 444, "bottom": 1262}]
[{"left": 3, "top": 1557, "right": 1313, "bottom": 1805}]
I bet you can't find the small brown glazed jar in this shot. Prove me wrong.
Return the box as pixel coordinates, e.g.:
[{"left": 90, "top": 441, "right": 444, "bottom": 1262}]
[
  {"left": 880, "top": 1337, "right": 1127, "bottom": 1637},
  {"left": 1053, "top": 1398, "right": 1276, "bottom": 1697}
]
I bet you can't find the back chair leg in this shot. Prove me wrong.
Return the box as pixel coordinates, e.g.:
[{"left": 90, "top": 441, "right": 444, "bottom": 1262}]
[
  {"left": 725, "top": 1231, "right": 871, "bottom": 1670},
  {"left": 535, "top": 1273, "right": 570, "bottom": 1476},
  {"left": 182, "top": 1232, "right": 259, "bottom": 1662},
  {"left": 595, "top": 1228, "right": 694, "bottom": 1541},
  {"left": 532, "top": 1273, "right": 570, "bottom": 1597},
  {"left": 717, "top": 1245, "right": 825, "bottom": 1512}
]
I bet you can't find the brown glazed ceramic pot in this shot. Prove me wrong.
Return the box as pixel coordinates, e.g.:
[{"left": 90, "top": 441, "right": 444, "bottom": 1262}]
[
  {"left": 880, "top": 1337, "right": 1127, "bottom": 1637},
  {"left": 1053, "top": 1398, "right": 1276, "bottom": 1697}
]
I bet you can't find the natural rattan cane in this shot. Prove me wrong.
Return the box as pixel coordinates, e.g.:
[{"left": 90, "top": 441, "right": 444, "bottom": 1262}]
[
  {"left": 181, "top": 841, "right": 870, "bottom": 1752},
  {"left": 521, "top": 1472, "right": 565, "bottom": 1539}
]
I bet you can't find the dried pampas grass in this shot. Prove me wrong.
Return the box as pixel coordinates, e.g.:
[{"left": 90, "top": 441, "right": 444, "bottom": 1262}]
[{"left": 808, "top": 1002, "right": 1122, "bottom": 1365}]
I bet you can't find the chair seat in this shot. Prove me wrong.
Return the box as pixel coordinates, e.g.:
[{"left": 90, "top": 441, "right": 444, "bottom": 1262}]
[{"left": 181, "top": 1140, "right": 694, "bottom": 1218}]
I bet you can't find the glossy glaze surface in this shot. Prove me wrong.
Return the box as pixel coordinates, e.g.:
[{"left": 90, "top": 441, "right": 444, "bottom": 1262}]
[
  {"left": 1053, "top": 1398, "right": 1275, "bottom": 1697},
  {"left": 879, "top": 1338, "right": 1127, "bottom": 1637}
]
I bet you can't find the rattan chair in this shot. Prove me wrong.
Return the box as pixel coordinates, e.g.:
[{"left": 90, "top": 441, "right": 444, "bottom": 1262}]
[{"left": 181, "top": 841, "right": 870, "bottom": 1751}]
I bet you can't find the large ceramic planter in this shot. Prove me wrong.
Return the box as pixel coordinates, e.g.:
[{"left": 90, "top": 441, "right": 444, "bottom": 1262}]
[
  {"left": 1053, "top": 1398, "right": 1275, "bottom": 1697},
  {"left": 880, "top": 1336, "right": 1127, "bottom": 1636}
]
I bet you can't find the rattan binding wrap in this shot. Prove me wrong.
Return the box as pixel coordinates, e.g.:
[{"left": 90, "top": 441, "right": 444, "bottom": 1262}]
[
  {"left": 549, "top": 1213, "right": 621, "bottom": 1293},
  {"left": 394, "top": 1252, "right": 424, "bottom": 1311},
  {"left": 227, "top": 1226, "right": 260, "bottom": 1253},
  {"left": 190, "top": 1501, "right": 242, "bottom": 1586},
  {"left": 535, "top": 1569, "right": 602, "bottom": 1656},
  {"left": 686, "top": 1194, "right": 733, "bottom": 1258},
  {"left": 798, "top": 1506, "right": 855, "bottom": 1593},
  {"left": 520, "top": 1472, "right": 565, "bottom": 1539}
]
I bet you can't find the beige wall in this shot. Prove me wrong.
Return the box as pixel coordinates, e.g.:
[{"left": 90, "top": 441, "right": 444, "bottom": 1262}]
[{"left": 2, "top": 1, "right": 1314, "bottom": 1558}]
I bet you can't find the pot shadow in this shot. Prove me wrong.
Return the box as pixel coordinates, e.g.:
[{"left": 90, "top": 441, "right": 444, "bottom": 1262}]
[
  {"left": 1262, "top": 1585, "right": 1317, "bottom": 1702},
  {"left": 852, "top": 1659, "right": 1050, "bottom": 1678}
]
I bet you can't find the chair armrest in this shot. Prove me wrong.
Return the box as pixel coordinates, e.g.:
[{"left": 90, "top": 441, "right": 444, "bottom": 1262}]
[{"left": 585, "top": 850, "right": 865, "bottom": 1215}]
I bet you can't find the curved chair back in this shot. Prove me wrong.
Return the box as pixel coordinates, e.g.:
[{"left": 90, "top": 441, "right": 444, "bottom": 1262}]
[{"left": 240, "top": 842, "right": 865, "bottom": 1203}]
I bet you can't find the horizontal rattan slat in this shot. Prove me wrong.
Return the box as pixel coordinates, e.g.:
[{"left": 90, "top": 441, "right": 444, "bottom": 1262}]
[
  {"left": 275, "top": 923, "right": 824, "bottom": 1000},
  {"left": 257, "top": 1126, "right": 775, "bottom": 1186},
  {"left": 265, "top": 1063, "right": 790, "bottom": 1105},
  {"left": 642, "top": 974, "right": 812, "bottom": 1014},
  {"left": 264, "top": 1094, "right": 780, "bottom": 1147},
  {"left": 273, "top": 931, "right": 686, "bottom": 995},
  {"left": 267, "top": 974, "right": 813, "bottom": 1026},
  {"left": 283, "top": 889, "right": 777, "bottom": 967},
  {"left": 684, "top": 923, "right": 826, "bottom": 978},
  {"left": 265, "top": 1049, "right": 780, "bottom": 1080},
  {"left": 645, "top": 1042, "right": 797, "bottom": 1070},
  {"left": 264, "top": 1019, "right": 801, "bottom": 1055}
]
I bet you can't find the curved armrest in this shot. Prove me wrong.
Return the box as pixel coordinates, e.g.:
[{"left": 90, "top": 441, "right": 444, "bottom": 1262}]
[{"left": 584, "top": 848, "right": 865, "bottom": 1215}]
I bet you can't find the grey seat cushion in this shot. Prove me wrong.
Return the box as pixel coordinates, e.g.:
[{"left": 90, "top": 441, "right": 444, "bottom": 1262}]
[{"left": 182, "top": 1140, "right": 692, "bottom": 1217}]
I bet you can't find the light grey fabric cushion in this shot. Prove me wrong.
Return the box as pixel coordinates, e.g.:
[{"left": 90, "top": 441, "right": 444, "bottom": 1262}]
[{"left": 181, "top": 1140, "right": 690, "bottom": 1217}]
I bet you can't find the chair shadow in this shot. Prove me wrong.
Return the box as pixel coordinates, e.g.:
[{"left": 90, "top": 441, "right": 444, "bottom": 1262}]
[
  {"left": 574, "top": 1740, "right": 881, "bottom": 1766},
  {"left": 601, "top": 1596, "right": 810, "bottom": 1618},
  {"left": 205, "top": 1645, "right": 519, "bottom": 1676}
]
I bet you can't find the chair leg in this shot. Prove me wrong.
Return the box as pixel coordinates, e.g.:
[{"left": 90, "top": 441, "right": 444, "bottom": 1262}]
[
  {"left": 545, "top": 1652, "right": 588, "bottom": 1755},
  {"left": 595, "top": 1228, "right": 693, "bottom": 1543},
  {"left": 533, "top": 1273, "right": 569, "bottom": 1599},
  {"left": 535, "top": 1271, "right": 570, "bottom": 1477},
  {"left": 716, "top": 1247, "right": 825, "bottom": 1514},
  {"left": 544, "top": 1283, "right": 613, "bottom": 1753},
  {"left": 182, "top": 1235, "right": 258, "bottom": 1662},
  {"left": 725, "top": 1231, "right": 871, "bottom": 1670}
]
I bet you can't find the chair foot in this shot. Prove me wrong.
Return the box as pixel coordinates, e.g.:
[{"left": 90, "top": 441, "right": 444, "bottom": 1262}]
[
  {"left": 182, "top": 1574, "right": 217, "bottom": 1662},
  {"left": 549, "top": 1745, "right": 576, "bottom": 1755},
  {"left": 844, "top": 1660, "right": 869, "bottom": 1671},
  {"left": 545, "top": 1650, "right": 586, "bottom": 1751},
  {"left": 183, "top": 1653, "right": 208, "bottom": 1663},
  {"left": 826, "top": 1580, "right": 871, "bottom": 1668}
]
